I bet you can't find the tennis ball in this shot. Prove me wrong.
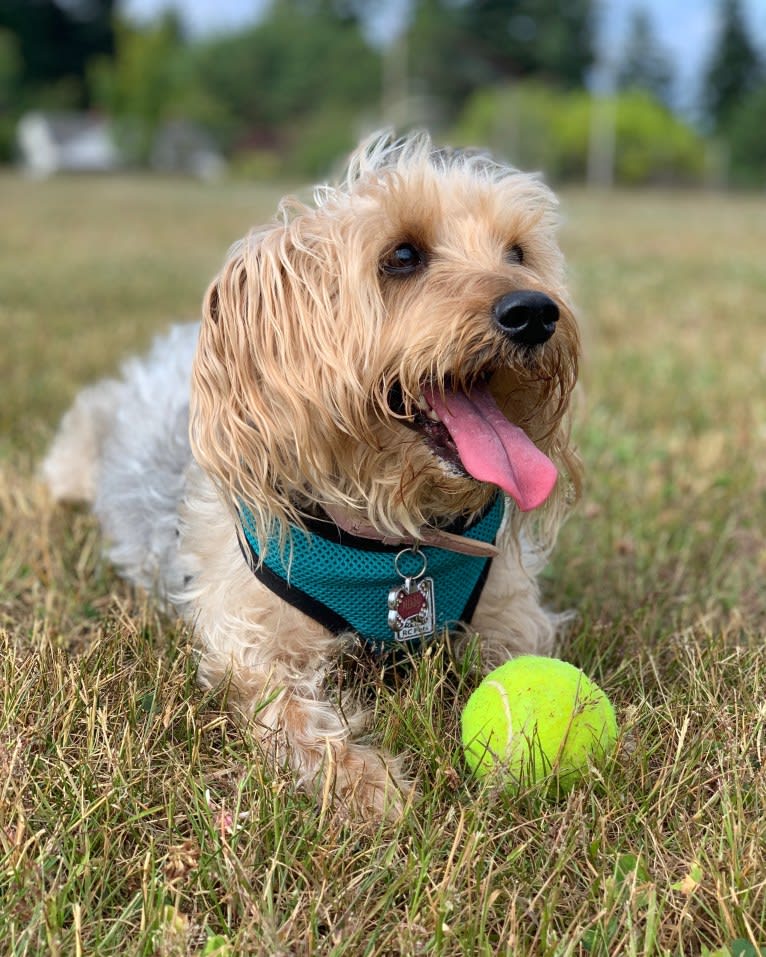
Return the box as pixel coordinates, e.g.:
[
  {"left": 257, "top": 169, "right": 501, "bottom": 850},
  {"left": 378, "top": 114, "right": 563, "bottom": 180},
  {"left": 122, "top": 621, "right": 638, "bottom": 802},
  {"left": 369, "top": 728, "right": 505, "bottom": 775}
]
[{"left": 461, "top": 656, "right": 617, "bottom": 790}]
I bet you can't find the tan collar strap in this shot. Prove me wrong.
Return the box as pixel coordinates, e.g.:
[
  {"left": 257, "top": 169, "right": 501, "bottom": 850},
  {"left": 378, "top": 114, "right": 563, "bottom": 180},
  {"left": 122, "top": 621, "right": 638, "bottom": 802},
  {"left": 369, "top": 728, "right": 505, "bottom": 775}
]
[{"left": 321, "top": 504, "right": 500, "bottom": 558}]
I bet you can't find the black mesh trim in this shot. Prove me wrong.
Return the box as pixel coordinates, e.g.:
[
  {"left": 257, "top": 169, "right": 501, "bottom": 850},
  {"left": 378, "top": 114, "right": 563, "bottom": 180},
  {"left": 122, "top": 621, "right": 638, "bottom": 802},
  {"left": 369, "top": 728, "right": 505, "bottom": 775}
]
[
  {"left": 238, "top": 533, "right": 353, "bottom": 636},
  {"left": 462, "top": 557, "right": 492, "bottom": 622}
]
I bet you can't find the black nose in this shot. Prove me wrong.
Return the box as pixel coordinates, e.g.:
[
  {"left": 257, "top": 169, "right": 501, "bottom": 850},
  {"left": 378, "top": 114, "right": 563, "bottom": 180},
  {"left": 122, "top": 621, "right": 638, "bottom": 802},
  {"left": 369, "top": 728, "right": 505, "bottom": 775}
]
[{"left": 493, "top": 290, "right": 559, "bottom": 346}]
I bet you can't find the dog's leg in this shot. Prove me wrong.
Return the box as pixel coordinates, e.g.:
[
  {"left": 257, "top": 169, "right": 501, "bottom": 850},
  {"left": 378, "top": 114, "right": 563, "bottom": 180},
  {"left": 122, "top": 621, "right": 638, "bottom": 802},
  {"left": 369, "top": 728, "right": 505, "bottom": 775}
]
[
  {"left": 236, "top": 672, "right": 409, "bottom": 820},
  {"left": 469, "top": 530, "right": 560, "bottom": 672},
  {"left": 196, "top": 614, "right": 410, "bottom": 819},
  {"left": 182, "top": 474, "right": 410, "bottom": 820},
  {"left": 41, "top": 379, "right": 124, "bottom": 504}
]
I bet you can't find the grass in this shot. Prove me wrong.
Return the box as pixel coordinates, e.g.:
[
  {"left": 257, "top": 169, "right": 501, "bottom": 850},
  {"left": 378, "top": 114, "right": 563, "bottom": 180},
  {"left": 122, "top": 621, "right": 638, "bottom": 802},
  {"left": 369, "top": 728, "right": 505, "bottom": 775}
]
[{"left": 1, "top": 172, "right": 766, "bottom": 956}]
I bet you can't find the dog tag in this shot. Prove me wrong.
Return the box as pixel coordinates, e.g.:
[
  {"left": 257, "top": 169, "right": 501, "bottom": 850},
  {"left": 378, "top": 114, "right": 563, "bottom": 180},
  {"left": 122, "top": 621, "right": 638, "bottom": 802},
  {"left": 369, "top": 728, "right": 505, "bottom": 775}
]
[{"left": 387, "top": 547, "right": 436, "bottom": 642}]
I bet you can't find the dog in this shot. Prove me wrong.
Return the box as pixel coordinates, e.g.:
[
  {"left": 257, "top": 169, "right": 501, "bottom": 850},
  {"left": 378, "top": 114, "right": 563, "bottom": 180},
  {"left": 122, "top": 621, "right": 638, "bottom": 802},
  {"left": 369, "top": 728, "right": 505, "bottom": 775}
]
[{"left": 43, "top": 132, "right": 581, "bottom": 818}]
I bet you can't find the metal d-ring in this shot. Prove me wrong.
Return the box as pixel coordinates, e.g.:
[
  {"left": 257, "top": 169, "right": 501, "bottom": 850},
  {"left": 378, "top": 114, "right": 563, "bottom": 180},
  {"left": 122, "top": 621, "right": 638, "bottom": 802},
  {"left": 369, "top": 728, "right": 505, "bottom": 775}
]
[{"left": 393, "top": 545, "right": 428, "bottom": 582}]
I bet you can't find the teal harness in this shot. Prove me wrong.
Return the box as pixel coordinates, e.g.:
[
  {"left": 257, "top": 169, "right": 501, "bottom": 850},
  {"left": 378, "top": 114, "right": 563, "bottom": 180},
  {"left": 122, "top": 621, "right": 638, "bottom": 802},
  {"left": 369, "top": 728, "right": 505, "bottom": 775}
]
[{"left": 238, "top": 496, "right": 505, "bottom": 650}]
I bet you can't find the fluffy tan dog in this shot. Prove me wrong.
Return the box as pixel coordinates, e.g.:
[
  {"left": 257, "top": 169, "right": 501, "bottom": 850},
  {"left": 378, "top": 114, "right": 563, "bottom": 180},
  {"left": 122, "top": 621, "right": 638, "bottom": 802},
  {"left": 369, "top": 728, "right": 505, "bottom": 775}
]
[{"left": 44, "top": 132, "right": 580, "bottom": 818}]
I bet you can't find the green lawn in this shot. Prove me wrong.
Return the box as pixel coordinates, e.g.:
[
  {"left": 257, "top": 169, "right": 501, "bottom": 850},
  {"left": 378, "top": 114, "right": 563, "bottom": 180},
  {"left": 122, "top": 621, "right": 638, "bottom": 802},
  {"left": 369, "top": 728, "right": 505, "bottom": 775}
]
[{"left": 1, "top": 173, "right": 765, "bottom": 956}]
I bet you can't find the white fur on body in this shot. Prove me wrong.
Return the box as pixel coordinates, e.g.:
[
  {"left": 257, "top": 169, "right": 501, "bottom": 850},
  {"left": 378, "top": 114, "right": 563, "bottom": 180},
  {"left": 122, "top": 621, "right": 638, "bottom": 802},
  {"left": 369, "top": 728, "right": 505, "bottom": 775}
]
[
  {"left": 43, "top": 325, "right": 558, "bottom": 815},
  {"left": 43, "top": 325, "right": 197, "bottom": 601}
]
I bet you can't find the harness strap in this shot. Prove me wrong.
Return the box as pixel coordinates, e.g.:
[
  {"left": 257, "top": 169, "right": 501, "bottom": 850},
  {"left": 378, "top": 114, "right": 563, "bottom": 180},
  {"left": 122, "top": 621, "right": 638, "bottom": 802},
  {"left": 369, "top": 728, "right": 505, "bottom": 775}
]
[{"left": 238, "top": 495, "right": 506, "bottom": 648}]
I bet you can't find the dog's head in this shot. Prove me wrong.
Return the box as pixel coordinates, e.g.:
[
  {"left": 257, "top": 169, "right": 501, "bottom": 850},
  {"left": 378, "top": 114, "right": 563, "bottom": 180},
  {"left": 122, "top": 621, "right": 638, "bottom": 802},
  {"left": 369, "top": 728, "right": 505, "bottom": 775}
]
[{"left": 191, "top": 132, "right": 581, "bottom": 546}]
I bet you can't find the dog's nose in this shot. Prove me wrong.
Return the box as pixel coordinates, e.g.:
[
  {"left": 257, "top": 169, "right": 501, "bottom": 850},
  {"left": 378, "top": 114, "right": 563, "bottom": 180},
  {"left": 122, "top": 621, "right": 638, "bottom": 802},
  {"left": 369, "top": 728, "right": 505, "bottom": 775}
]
[{"left": 493, "top": 291, "right": 559, "bottom": 346}]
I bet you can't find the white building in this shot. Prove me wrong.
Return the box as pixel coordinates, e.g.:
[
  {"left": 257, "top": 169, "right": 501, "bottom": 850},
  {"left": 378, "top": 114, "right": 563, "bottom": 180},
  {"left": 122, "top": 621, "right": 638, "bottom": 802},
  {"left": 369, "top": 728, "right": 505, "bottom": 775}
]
[{"left": 16, "top": 112, "right": 121, "bottom": 177}]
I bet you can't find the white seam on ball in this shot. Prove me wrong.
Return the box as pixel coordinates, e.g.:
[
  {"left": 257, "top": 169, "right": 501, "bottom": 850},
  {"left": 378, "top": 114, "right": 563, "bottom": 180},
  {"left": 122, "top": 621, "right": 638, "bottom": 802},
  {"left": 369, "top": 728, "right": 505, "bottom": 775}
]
[{"left": 485, "top": 679, "right": 513, "bottom": 754}]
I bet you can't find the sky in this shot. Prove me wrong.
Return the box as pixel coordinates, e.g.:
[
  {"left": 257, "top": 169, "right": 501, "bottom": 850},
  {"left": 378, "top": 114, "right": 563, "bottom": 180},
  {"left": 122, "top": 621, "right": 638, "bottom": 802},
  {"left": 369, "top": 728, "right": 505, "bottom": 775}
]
[{"left": 120, "top": 0, "right": 766, "bottom": 114}]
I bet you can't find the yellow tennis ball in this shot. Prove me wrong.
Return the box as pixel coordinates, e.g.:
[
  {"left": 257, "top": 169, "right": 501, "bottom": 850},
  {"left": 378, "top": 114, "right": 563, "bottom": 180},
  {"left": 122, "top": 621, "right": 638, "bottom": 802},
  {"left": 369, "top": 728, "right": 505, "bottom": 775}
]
[{"left": 461, "top": 656, "right": 618, "bottom": 790}]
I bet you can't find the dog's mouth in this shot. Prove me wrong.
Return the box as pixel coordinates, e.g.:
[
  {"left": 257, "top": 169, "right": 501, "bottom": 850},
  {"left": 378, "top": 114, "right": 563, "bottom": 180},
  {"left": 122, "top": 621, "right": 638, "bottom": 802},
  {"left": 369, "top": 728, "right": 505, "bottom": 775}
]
[{"left": 389, "top": 377, "right": 558, "bottom": 512}]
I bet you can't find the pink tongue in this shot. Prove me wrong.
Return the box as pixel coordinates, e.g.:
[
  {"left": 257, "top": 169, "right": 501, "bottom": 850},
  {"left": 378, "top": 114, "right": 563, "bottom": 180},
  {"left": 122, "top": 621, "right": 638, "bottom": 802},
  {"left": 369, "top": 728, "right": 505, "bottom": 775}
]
[{"left": 423, "top": 384, "right": 557, "bottom": 511}]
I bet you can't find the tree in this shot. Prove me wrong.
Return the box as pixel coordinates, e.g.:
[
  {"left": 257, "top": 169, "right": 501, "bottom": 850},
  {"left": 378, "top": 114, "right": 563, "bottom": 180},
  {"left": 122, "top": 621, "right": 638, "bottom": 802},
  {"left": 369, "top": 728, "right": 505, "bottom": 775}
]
[
  {"left": 616, "top": 6, "right": 675, "bottom": 108},
  {"left": 727, "top": 82, "right": 766, "bottom": 185},
  {"left": 0, "top": 0, "right": 115, "bottom": 106},
  {"left": 0, "top": 27, "right": 21, "bottom": 104},
  {"left": 702, "top": 0, "right": 761, "bottom": 131},
  {"left": 89, "top": 13, "right": 186, "bottom": 163},
  {"left": 0, "top": 28, "right": 21, "bottom": 158},
  {"left": 189, "top": 0, "right": 381, "bottom": 156},
  {"left": 406, "top": 0, "right": 472, "bottom": 119},
  {"left": 462, "top": 0, "right": 595, "bottom": 89},
  {"left": 407, "top": 0, "right": 596, "bottom": 122}
]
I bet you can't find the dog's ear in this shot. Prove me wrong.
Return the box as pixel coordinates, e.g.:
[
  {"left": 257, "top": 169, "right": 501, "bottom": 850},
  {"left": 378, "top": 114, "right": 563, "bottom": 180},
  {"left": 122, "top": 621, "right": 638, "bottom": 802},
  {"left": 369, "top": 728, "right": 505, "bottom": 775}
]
[
  {"left": 204, "top": 271, "right": 229, "bottom": 325},
  {"left": 191, "top": 226, "right": 371, "bottom": 544},
  {"left": 191, "top": 233, "right": 288, "bottom": 542}
]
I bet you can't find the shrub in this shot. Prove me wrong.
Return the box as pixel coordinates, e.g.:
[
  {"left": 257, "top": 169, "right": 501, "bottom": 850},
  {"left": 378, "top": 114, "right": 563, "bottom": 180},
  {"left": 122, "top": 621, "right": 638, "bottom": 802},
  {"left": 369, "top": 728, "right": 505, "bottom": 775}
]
[
  {"left": 613, "top": 91, "right": 705, "bottom": 185},
  {"left": 282, "top": 105, "right": 367, "bottom": 179},
  {"left": 454, "top": 82, "right": 706, "bottom": 185}
]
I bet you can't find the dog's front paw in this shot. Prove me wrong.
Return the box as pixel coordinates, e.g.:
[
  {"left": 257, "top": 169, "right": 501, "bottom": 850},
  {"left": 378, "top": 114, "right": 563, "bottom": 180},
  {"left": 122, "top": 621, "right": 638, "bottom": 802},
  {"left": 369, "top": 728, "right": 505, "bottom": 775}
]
[
  {"left": 320, "top": 742, "right": 413, "bottom": 822},
  {"left": 244, "top": 684, "right": 412, "bottom": 821}
]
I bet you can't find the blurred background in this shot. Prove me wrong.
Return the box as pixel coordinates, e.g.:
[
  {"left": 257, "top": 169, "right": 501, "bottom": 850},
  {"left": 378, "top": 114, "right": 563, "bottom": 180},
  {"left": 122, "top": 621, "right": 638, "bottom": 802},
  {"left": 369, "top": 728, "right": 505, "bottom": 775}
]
[{"left": 2, "top": 0, "right": 766, "bottom": 188}]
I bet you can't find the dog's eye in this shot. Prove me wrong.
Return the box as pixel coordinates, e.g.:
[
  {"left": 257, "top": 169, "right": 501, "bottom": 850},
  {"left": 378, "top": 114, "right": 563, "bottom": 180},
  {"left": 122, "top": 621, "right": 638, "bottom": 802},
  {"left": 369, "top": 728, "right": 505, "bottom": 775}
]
[
  {"left": 506, "top": 244, "right": 524, "bottom": 265},
  {"left": 382, "top": 243, "right": 425, "bottom": 276}
]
